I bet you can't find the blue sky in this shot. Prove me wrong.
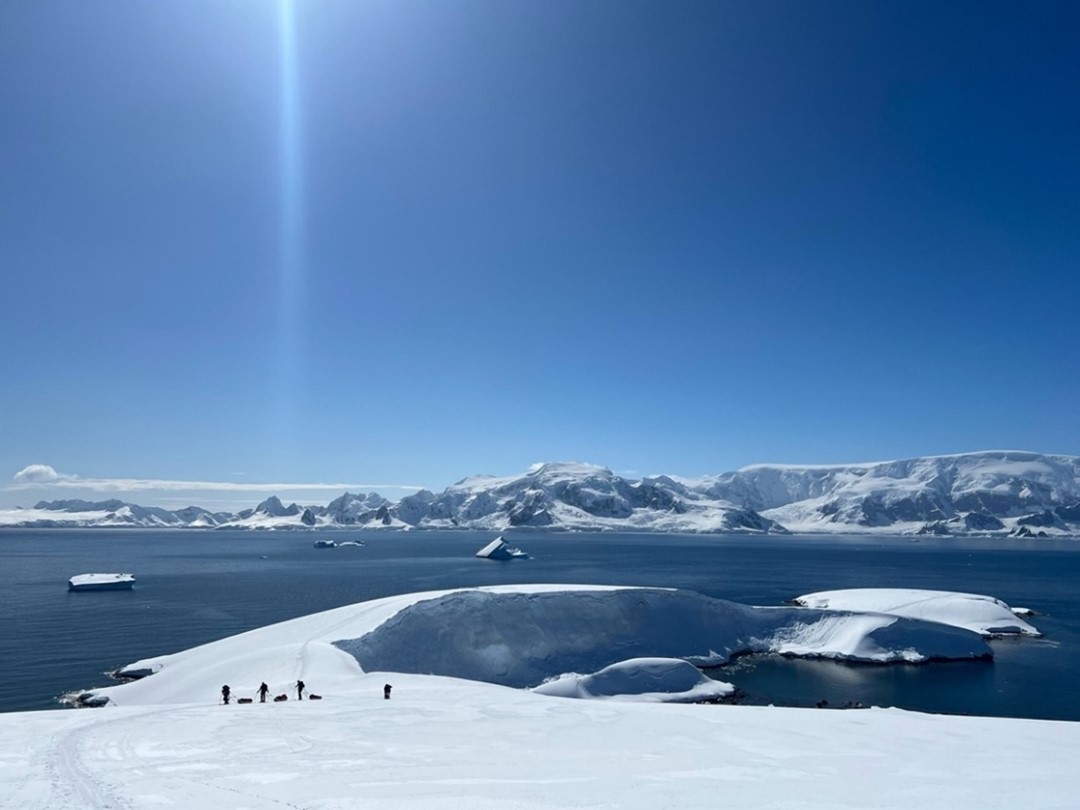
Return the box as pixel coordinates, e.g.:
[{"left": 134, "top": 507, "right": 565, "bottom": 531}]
[{"left": 2, "top": 1, "right": 1078, "bottom": 509}]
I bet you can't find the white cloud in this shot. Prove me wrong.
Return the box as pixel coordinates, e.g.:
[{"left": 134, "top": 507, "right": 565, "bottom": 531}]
[
  {"left": 12, "top": 464, "right": 78, "bottom": 485},
  {"left": 8, "top": 464, "right": 423, "bottom": 494}
]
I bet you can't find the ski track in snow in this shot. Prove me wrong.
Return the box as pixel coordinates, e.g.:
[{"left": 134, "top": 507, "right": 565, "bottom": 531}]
[
  {"left": 270, "top": 701, "right": 313, "bottom": 756},
  {"left": 42, "top": 709, "right": 144, "bottom": 810},
  {"left": 19, "top": 703, "right": 319, "bottom": 810}
]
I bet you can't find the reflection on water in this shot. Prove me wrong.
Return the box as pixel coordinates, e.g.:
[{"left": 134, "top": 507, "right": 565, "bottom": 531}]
[{"left": 707, "top": 654, "right": 1001, "bottom": 716}]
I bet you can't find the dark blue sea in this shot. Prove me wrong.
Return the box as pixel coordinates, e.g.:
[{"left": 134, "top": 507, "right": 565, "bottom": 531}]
[{"left": 1, "top": 530, "right": 1078, "bottom": 720}]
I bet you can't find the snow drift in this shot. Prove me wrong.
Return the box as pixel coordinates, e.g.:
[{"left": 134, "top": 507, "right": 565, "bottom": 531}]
[{"left": 531, "top": 657, "right": 736, "bottom": 703}]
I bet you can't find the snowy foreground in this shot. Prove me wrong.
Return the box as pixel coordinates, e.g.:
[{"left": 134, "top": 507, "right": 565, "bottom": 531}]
[{"left": 2, "top": 585, "right": 1078, "bottom": 809}]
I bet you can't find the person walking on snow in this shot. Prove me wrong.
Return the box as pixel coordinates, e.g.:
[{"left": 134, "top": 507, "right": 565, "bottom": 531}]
[
  {"left": 221, "top": 685, "right": 231, "bottom": 705},
  {"left": 258, "top": 682, "right": 269, "bottom": 703},
  {"left": 296, "top": 679, "right": 305, "bottom": 701}
]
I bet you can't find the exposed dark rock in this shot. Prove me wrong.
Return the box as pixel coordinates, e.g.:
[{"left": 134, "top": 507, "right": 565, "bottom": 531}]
[
  {"left": 1017, "top": 511, "right": 1060, "bottom": 528},
  {"left": 963, "top": 512, "right": 1005, "bottom": 531},
  {"left": 916, "top": 521, "right": 953, "bottom": 536}
]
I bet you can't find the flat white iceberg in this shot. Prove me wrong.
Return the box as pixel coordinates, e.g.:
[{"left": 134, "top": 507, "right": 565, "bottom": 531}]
[
  {"left": 793, "top": 588, "right": 1041, "bottom": 637},
  {"left": 67, "top": 573, "right": 135, "bottom": 591},
  {"left": 532, "top": 657, "right": 735, "bottom": 702}
]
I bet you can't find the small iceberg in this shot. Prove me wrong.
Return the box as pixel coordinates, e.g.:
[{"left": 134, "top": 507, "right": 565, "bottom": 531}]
[
  {"left": 313, "top": 539, "right": 337, "bottom": 549},
  {"left": 68, "top": 573, "right": 135, "bottom": 592},
  {"left": 475, "top": 536, "right": 529, "bottom": 560}
]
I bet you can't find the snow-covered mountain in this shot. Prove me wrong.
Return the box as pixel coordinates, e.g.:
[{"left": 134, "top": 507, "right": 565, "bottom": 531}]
[
  {"left": 416, "top": 462, "right": 781, "bottom": 533},
  {"left": 675, "top": 450, "right": 1080, "bottom": 537},
  {"left": 2, "top": 451, "right": 1078, "bottom": 536}
]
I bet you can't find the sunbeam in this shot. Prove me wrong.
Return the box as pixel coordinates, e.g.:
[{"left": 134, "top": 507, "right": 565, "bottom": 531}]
[{"left": 275, "top": 0, "right": 304, "bottom": 444}]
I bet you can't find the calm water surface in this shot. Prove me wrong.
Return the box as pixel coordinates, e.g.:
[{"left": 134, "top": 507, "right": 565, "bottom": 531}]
[{"left": 1, "top": 530, "right": 1077, "bottom": 720}]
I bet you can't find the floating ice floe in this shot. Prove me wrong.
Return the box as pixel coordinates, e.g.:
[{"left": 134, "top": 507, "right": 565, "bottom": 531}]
[
  {"left": 792, "top": 588, "right": 1041, "bottom": 637},
  {"left": 67, "top": 573, "right": 135, "bottom": 591}
]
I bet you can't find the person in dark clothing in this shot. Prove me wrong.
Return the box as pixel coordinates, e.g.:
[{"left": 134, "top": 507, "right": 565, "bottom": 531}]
[
  {"left": 384, "top": 683, "right": 392, "bottom": 700},
  {"left": 296, "top": 679, "right": 305, "bottom": 701},
  {"left": 258, "top": 682, "right": 270, "bottom": 703},
  {"left": 221, "top": 685, "right": 231, "bottom": 705}
]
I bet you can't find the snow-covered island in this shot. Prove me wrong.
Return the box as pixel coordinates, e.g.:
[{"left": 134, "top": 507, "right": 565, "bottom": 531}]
[
  {"left": 4, "top": 450, "right": 1080, "bottom": 537},
  {"left": 83, "top": 585, "right": 1002, "bottom": 707},
  {"left": 3, "top": 583, "right": 1076, "bottom": 808},
  {"left": 793, "top": 588, "right": 1042, "bottom": 637},
  {"left": 67, "top": 573, "right": 135, "bottom": 591}
]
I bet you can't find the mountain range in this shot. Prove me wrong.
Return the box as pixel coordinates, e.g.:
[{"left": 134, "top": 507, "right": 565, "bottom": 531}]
[{"left": 3, "top": 451, "right": 1079, "bottom": 537}]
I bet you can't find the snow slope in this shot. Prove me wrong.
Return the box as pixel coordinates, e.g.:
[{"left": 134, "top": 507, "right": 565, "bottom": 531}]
[{"left": 5, "top": 677, "right": 1080, "bottom": 810}]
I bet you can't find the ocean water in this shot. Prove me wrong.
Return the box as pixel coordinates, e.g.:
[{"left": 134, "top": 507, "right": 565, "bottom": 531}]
[{"left": 1, "top": 529, "right": 1077, "bottom": 719}]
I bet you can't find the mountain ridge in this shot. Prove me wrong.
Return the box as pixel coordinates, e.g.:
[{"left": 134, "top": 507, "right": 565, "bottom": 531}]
[{"left": 3, "top": 451, "right": 1078, "bottom": 537}]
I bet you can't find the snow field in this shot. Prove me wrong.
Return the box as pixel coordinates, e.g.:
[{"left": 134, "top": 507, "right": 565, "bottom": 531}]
[{"left": 3, "top": 674, "right": 1080, "bottom": 809}]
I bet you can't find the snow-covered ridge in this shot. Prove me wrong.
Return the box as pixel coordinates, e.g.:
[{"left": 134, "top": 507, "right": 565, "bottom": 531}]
[{"left": 3, "top": 451, "right": 1079, "bottom": 536}]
